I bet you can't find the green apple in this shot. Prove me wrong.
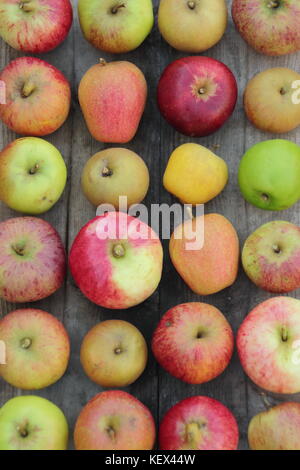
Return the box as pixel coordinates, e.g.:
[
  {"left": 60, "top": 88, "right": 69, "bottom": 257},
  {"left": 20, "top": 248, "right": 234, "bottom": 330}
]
[
  {"left": 0, "top": 137, "right": 67, "bottom": 215},
  {"left": 238, "top": 139, "right": 300, "bottom": 211},
  {"left": 0, "top": 395, "right": 68, "bottom": 450},
  {"left": 78, "top": 0, "right": 154, "bottom": 53}
]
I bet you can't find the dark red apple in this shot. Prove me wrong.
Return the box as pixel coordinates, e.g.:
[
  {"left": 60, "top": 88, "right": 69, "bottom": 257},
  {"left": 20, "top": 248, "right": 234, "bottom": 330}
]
[
  {"left": 157, "top": 56, "right": 238, "bottom": 137},
  {"left": 159, "top": 396, "right": 239, "bottom": 450}
]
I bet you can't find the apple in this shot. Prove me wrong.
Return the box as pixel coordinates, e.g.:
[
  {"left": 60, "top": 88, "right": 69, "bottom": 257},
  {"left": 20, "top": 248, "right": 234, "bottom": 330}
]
[
  {"left": 244, "top": 67, "right": 300, "bottom": 134},
  {"left": 232, "top": 0, "right": 300, "bottom": 56},
  {"left": 152, "top": 303, "right": 234, "bottom": 385},
  {"left": 163, "top": 143, "right": 228, "bottom": 205},
  {"left": 238, "top": 140, "right": 300, "bottom": 211},
  {"left": 0, "top": 217, "right": 66, "bottom": 303},
  {"left": 0, "top": 308, "right": 70, "bottom": 390},
  {"left": 0, "top": 56, "right": 71, "bottom": 136},
  {"left": 0, "top": 395, "right": 68, "bottom": 450},
  {"left": 74, "top": 390, "right": 156, "bottom": 450},
  {"left": 157, "top": 56, "right": 237, "bottom": 137},
  {"left": 0, "top": 0, "right": 72, "bottom": 53},
  {"left": 81, "top": 148, "right": 149, "bottom": 209},
  {"left": 159, "top": 396, "right": 239, "bottom": 450},
  {"left": 0, "top": 137, "right": 67, "bottom": 215},
  {"left": 170, "top": 213, "right": 239, "bottom": 296},
  {"left": 80, "top": 319, "right": 147, "bottom": 387},
  {"left": 242, "top": 221, "right": 300, "bottom": 294},
  {"left": 69, "top": 212, "right": 163, "bottom": 309},
  {"left": 237, "top": 296, "right": 300, "bottom": 394},
  {"left": 158, "top": 0, "right": 227, "bottom": 53},
  {"left": 248, "top": 402, "right": 300, "bottom": 450},
  {"left": 78, "top": 0, "right": 154, "bottom": 53},
  {"left": 79, "top": 59, "right": 147, "bottom": 143}
]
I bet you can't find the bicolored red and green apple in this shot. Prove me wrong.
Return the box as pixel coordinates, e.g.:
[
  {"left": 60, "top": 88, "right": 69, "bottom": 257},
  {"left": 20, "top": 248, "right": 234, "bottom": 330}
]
[{"left": 69, "top": 212, "right": 163, "bottom": 310}]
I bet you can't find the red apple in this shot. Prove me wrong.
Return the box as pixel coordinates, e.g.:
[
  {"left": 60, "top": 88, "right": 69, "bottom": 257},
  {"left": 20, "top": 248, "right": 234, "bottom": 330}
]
[
  {"left": 237, "top": 297, "right": 300, "bottom": 394},
  {"left": 74, "top": 390, "right": 156, "bottom": 450},
  {"left": 152, "top": 302, "right": 234, "bottom": 384},
  {"left": 69, "top": 212, "right": 163, "bottom": 310},
  {"left": 159, "top": 396, "right": 239, "bottom": 450},
  {"left": 232, "top": 0, "right": 300, "bottom": 56},
  {"left": 0, "top": 217, "right": 66, "bottom": 303},
  {"left": 0, "top": 308, "right": 70, "bottom": 390},
  {"left": 0, "top": 0, "right": 73, "bottom": 53},
  {"left": 0, "top": 57, "right": 71, "bottom": 136},
  {"left": 157, "top": 56, "right": 237, "bottom": 137}
]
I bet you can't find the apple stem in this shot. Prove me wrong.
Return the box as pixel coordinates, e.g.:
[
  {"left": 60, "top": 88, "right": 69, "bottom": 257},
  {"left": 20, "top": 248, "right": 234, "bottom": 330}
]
[
  {"left": 17, "top": 425, "right": 29, "bottom": 438},
  {"left": 21, "top": 81, "right": 35, "bottom": 98},
  {"left": 29, "top": 163, "right": 39, "bottom": 175},
  {"left": 99, "top": 58, "right": 107, "bottom": 66},
  {"left": 19, "top": 1, "right": 33, "bottom": 12},
  {"left": 112, "top": 243, "right": 125, "bottom": 258},
  {"left": 187, "top": 1, "right": 196, "bottom": 9},
  {"left": 267, "top": 0, "right": 280, "bottom": 8},
  {"left": 281, "top": 326, "right": 288, "bottom": 342},
  {"left": 106, "top": 426, "right": 116, "bottom": 440},
  {"left": 20, "top": 337, "right": 32, "bottom": 349},
  {"left": 111, "top": 3, "right": 126, "bottom": 14}
]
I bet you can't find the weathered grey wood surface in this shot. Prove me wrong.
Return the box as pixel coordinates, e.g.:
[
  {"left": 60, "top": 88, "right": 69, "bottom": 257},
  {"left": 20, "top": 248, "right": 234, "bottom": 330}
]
[{"left": 1, "top": 0, "right": 300, "bottom": 450}]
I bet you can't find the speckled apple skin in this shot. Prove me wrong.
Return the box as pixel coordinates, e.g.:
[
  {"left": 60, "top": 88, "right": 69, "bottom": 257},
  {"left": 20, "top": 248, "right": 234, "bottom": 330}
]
[{"left": 159, "top": 396, "right": 239, "bottom": 450}]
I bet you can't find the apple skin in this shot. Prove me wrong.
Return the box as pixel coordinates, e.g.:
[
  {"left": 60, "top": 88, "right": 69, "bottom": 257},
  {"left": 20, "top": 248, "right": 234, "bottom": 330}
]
[
  {"left": 159, "top": 396, "right": 239, "bottom": 450},
  {"left": 80, "top": 319, "right": 147, "bottom": 387},
  {"left": 0, "top": 308, "right": 70, "bottom": 390},
  {"left": 0, "top": 217, "right": 66, "bottom": 303},
  {"left": 232, "top": 0, "right": 300, "bottom": 56},
  {"left": 78, "top": 0, "right": 154, "bottom": 54},
  {"left": 0, "top": 57, "right": 71, "bottom": 136},
  {"left": 0, "top": 395, "right": 68, "bottom": 450},
  {"left": 74, "top": 390, "right": 156, "bottom": 450},
  {"left": 238, "top": 140, "right": 300, "bottom": 211},
  {"left": 244, "top": 68, "right": 300, "bottom": 134},
  {"left": 0, "top": 137, "right": 67, "bottom": 214},
  {"left": 248, "top": 402, "right": 300, "bottom": 450},
  {"left": 157, "top": 56, "right": 237, "bottom": 137},
  {"left": 69, "top": 212, "right": 163, "bottom": 309},
  {"left": 242, "top": 221, "right": 300, "bottom": 294},
  {"left": 169, "top": 213, "right": 239, "bottom": 296},
  {"left": 0, "top": 0, "right": 72, "bottom": 53},
  {"left": 79, "top": 60, "right": 147, "bottom": 143},
  {"left": 152, "top": 303, "right": 234, "bottom": 385},
  {"left": 158, "top": 0, "right": 227, "bottom": 53},
  {"left": 81, "top": 147, "right": 149, "bottom": 209},
  {"left": 237, "top": 297, "right": 300, "bottom": 394}
]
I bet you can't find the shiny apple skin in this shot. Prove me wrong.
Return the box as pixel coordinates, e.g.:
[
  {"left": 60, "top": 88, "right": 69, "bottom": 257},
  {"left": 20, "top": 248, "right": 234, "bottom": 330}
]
[{"left": 157, "top": 56, "right": 238, "bottom": 137}]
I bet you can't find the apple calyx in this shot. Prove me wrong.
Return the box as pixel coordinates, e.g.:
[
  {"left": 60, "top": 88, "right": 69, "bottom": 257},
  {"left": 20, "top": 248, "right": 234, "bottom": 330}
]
[
  {"left": 267, "top": 0, "right": 280, "bottom": 8},
  {"left": 187, "top": 1, "right": 196, "bottom": 9},
  {"left": 106, "top": 426, "right": 116, "bottom": 441},
  {"left": 20, "top": 337, "right": 32, "bottom": 349},
  {"left": 272, "top": 244, "right": 282, "bottom": 254},
  {"left": 21, "top": 81, "right": 35, "bottom": 98},
  {"left": 185, "top": 421, "right": 204, "bottom": 446},
  {"left": 17, "top": 424, "right": 29, "bottom": 438},
  {"left": 281, "top": 326, "right": 288, "bottom": 342},
  {"left": 12, "top": 241, "right": 26, "bottom": 257},
  {"left": 102, "top": 166, "right": 113, "bottom": 177},
  {"left": 19, "top": 1, "right": 34, "bottom": 12},
  {"left": 112, "top": 243, "right": 125, "bottom": 258},
  {"left": 111, "top": 3, "right": 126, "bottom": 14},
  {"left": 114, "top": 347, "right": 122, "bottom": 355}
]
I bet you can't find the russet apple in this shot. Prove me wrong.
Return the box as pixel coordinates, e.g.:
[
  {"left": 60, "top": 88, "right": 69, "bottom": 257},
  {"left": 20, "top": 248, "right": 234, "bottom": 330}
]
[
  {"left": 80, "top": 319, "right": 147, "bottom": 387},
  {"left": 0, "top": 56, "right": 71, "bottom": 136},
  {"left": 237, "top": 297, "right": 300, "bottom": 394},
  {"left": 0, "top": 137, "right": 67, "bottom": 214},
  {"left": 0, "top": 395, "right": 68, "bottom": 450},
  {"left": 158, "top": 0, "right": 227, "bottom": 53},
  {"left": 152, "top": 303, "right": 234, "bottom": 384},
  {"left": 78, "top": 0, "right": 154, "bottom": 54},
  {"left": 0, "top": 0, "right": 72, "bottom": 53},
  {"left": 0, "top": 217, "right": 66, "bottom": 303},
  {"left": 244, "top": 68, "right": 300, "bottom": 133},
  {"left": 74, "top": 390, "right": 156, "bottom": 450},
  {"left": 163, "top": 143, "right": 228, "bottom": 205},
  {"left": 157, "top": 56, "right": 237, "bottom": 137},
  {"left": 79, "top": 59, "right": 147, "bottom": 143},
  {"left": 0, "top": 308, "right": 70, "bottom": 390},
  {"left": 81, "top": 148, "right": 149, "bottom": 209},
  {"left": 248, "top": 402, "right": 300, "bottom": 450},
  {"left": 159, "top": 396, "right": 239, "bottom": 450},
  {"left": 242, "top": 221, "right": 300, "bottom": 293},
  {"left": 238, "top": 140, "right": 300, "bottom": 211},
  {"left": 69, "top": 212, "right": 163, "bottom": 309},
  {"left": 232, "top": 0, "right": 300, "bottom": 56},
  {"left": 169, "top": 213, "right": 239, "bottom": 296}
]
